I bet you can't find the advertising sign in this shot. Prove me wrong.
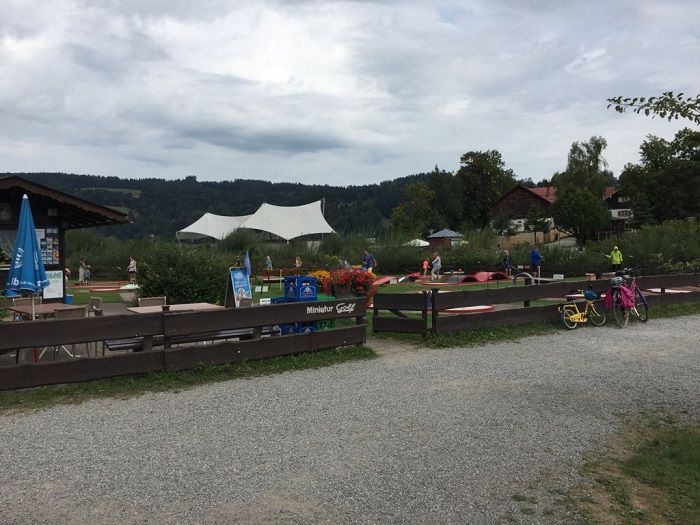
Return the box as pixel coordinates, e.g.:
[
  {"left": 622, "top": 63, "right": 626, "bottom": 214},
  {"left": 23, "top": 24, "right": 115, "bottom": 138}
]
[
  {"left": 228, "top": 267, "right": 253, "bottom": 308},
  {"left": 304, "top": 300, "right": 358, "bottom": 316},
  {"left": 42, "top": 270, "right": 64, "bottom": 300}
]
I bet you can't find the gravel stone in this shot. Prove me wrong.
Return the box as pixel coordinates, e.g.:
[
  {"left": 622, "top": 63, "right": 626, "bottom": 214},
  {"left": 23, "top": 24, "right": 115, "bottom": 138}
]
[{"left": 0, "top": 315, "right": 698, "bottom": 524}]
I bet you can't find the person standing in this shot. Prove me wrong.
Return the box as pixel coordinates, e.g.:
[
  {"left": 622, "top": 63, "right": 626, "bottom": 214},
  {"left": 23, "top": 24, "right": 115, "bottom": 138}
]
[
  {"left": 530, "top": 245, "right": 542, "bottom": 282},
  {"left": 265, "top": 255, "right": 273, "bottom": 271},
  {"left": 606, "top": 246, "right": 623, "bottom": 271},
  {"left": 127, "top": 256, "right": 137, "bottom": 283},
  {"left": 502, "top": 250, "right": 513, "bottom": 276},
  {"left": 361, "top": 250, "right": 376, "bottom": 273},
  {"left": 295, "top": 256, "right": 302, "bottom": 269},
  {"left": 422, "top": 258, "right": 429, "bottom": 278},
  {"left": 430, "top": 254, "right": 441, "bottom": 280},
  {"left": 78, "top": 257, "right": 86, "bottom": 285},
  {"left": 79, "top": 257, "right": 91, "bottom": 285},
  {"left": 84, "top": 258, "right": 92, "bottom": 284}
]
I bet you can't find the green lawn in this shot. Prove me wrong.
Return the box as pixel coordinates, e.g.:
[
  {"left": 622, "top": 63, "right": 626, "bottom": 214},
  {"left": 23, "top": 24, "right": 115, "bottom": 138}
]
[
  {"left": 68, "top": 290, "right": 124, "bottom": 305},
  {"left": 569, "top": 416, "right": 700, "bottom": 524}
]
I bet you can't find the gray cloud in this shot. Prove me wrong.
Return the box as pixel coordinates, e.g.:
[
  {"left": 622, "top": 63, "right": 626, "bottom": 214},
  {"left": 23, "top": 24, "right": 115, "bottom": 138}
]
[
  {"left": 175, "top": 123, "right": 347, "bottom": 153},
  {"left": 0, "top": 0, "right": 698, "bottom": 184}
]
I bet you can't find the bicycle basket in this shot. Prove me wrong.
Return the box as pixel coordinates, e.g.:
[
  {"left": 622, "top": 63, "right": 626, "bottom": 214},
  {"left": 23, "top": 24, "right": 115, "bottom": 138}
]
[
  {"left": 611, "top": 276, "right": 623, "bottom": 287},
  {"left": 584, "top": 289, "right": 598, "bottom": 300}
]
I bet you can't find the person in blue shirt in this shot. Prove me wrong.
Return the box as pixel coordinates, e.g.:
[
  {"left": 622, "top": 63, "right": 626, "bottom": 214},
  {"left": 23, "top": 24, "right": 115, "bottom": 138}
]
[
  {"left": 361, "top": 250, "right": 376, "bottom": 273},
  {"left": 530, "top": 245, "right": 542, "bottom": 279}
]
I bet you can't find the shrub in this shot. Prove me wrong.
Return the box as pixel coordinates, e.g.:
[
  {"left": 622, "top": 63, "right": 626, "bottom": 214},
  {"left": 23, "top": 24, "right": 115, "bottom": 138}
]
[
  {"left": 373, "top": 244, "right": 426, "bottom": 273},
  {"left": 588, "top": 220, "right": 700, "bottom": 274},
  {"left": 65, "top": 230, "right": 156, "bottom": 280},
  {"left": 138, "top": 243, "right": 230, "bottom": 304},
  {"left": 220, "top": 229, "right": 261, "bottom": 254}
]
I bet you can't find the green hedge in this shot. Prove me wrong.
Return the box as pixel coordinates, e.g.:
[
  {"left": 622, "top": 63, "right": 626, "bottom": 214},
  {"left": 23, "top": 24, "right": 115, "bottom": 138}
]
[{"left": 138, "top": 244, "right": 230, "bottom": 304}]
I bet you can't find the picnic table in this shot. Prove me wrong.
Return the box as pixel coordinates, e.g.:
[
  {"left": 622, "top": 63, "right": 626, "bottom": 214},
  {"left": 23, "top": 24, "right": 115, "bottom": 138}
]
[
  {"left": 111, "top": 302, "right": 226, "bottom": 352},
  {"left": 126, "top": 302, "right": 224, "bottom": 315},
  {"left": 8, "top": 303, "right": 87, "bottom": 320}
]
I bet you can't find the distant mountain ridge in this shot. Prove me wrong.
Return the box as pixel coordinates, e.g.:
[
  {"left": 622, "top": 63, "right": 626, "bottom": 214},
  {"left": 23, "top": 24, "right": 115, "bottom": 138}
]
[{"left": 3, "top": 172, "right": 428, "bottom": 239}]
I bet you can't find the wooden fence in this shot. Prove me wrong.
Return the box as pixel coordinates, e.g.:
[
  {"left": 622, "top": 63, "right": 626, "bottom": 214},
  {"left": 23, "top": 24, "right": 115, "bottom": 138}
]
[
  {"left": 373, "top": 273, "right": 700, "bottom": 336},
  {"left": 0, "top": 298, "right": 366, "bottom": 390}
]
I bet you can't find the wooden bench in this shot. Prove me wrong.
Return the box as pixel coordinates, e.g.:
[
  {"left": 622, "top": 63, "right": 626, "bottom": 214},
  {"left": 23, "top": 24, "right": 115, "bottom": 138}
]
[
  {"left": 103, "top": 338, "right": 146, "bottom": 353},
  {"left": 104, "top": 327, "right": 279, "bottom": 353},
  {"left": 103, "top": 335, "right": 166, "bottom": 353},
  {"left": 166, "top": 326, "right": 279, "bottom": 346},
  {"left": 261, "top": 268, "right": 303, "bottom": 284}
]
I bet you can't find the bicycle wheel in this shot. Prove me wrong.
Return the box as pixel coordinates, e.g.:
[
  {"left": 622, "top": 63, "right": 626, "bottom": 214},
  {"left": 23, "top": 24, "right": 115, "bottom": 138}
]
[
  {"left": 612, "top": 292, "right": 629, "bottom": 328},
  {"left": 634, "top": 289, "right": 649, "bottom": 323},
  {"left": 559, "top": 307, "right": 578, "bottom": 330},
  {"left": 588, "top": 303, "right": 606, "bottom": 326}
]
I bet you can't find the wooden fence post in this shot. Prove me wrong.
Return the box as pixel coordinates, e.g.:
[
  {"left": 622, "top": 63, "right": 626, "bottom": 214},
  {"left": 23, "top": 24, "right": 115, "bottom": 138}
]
[{"left": 430, "top": 289, "right": 437, "bottom": 335}]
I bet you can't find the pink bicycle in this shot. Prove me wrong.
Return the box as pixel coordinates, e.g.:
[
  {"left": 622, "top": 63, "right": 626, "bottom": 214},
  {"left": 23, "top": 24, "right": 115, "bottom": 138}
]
[{"left": 609, "top": 266, "right": 649, "bottom": 328}]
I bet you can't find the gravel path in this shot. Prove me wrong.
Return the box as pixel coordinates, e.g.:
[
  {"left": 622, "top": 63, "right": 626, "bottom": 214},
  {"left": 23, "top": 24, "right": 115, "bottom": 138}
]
[{"left": 1, "top": 315, "right": 698, "bottom": 524}]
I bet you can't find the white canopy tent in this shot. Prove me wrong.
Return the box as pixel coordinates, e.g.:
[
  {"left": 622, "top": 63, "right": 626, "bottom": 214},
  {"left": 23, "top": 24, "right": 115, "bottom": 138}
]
[
  {"left": 177, "top": 200, "right": 334, "bottom": 241},
  {"left": 403, "top": 238, "right": 430, "bottom": 247},
  {"left": 177, "top": 212, "right": 252, "bottom": 241}
]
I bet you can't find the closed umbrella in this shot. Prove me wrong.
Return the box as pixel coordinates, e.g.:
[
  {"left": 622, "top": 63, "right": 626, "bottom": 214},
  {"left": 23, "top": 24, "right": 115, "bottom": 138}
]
[{"left": 5, "top": 194, "right": 50, "bottom": 320}]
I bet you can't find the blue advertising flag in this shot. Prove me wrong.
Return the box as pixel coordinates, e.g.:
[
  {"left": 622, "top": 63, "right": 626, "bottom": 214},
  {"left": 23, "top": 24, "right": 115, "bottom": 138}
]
[
  {"left": 5, "top": 194, "right": 50, "bottom": 297},
  {"left": 244, "top": 249, "right": 252, "bottom": 276}
]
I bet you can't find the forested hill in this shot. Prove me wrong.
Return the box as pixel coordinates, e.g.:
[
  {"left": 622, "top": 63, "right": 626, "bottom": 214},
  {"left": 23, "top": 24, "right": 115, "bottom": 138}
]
[{"left": 4, "top": 172, "right": 428, "bottom": 239}]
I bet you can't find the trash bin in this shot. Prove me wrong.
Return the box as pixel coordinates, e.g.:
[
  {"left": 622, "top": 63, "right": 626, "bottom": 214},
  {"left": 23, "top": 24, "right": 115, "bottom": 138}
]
[{"left": 65, "top": 294, "right": 74, "bottom": 304}]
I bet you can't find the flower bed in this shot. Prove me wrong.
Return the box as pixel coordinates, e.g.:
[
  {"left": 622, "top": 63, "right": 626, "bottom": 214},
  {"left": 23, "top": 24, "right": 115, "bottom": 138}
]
[{"left": 309, "top": 268, "right": 376, "bottom": 305}]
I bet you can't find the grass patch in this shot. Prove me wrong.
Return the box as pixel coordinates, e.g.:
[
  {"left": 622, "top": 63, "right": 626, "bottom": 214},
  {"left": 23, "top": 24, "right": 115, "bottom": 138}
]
[
  {"left": 0, "top": 345, "right": 376, "bottom": 414},
  {"left": 69, "top": 291, "right": 124, "bottom": 305},
  {"left": 374, "top": 280, "right": 526, "bottom": 294},
  {"left": 426, "top": 321, "right": 559, "bottom": 348},
  {"left": 568, "top": 415, "right": 700, "bottom": 524},
  {"left": 650, "top": 301, "right": 700, "bottom": 319},
  {"left": 623, "top": 426, "right": 700, "bottom": 522},
  {"left": 512, "top": 493, "right": 538, "bottom": 504}
]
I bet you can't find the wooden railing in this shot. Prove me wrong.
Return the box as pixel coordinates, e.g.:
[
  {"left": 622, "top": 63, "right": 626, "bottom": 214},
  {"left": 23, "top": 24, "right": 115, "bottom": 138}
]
[
  {"left": 373, "top": 273, "right": 700, "bottom": 336},
  {"left": 0, "top": 298, "right": 366, "bottom": 390}
]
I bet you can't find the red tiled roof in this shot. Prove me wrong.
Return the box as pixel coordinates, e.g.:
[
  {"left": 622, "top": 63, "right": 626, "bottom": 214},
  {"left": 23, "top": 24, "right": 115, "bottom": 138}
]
[
  {"left": 528, "top": 186, "right": 557, "bottom": 203},
  {"left": 603, "top": 186, "right": 617, "bottom": 200}
]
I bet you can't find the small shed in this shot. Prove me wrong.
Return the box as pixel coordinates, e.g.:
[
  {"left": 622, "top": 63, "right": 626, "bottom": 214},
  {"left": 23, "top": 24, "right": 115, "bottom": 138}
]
[
  {"left": 1, "top": 176, "right": 129, "bottom": 302},
  {"left": 427, "top": 228, "right": 465, "bottom": 248}
]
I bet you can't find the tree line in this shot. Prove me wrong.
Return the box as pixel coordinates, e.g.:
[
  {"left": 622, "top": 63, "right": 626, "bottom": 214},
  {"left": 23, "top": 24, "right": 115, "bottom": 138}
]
[
  {"left": 3, "top": 172, "right": 427, "bottom": 239},
  {"left": 4, "top": 126, "right": 697, "bottom": 245},
  {"left": 389, "top": 128, "right": 699, "bottom": 244}
]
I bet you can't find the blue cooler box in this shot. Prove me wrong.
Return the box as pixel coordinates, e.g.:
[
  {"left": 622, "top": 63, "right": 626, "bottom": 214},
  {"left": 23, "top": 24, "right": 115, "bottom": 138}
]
[{"left": 284, "top": 276, "right": 317, "bottom": 302}]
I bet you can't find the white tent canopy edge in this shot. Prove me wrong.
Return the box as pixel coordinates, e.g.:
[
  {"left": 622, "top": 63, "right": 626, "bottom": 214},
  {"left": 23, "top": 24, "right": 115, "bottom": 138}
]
[{"left": 177, "top": 200, "right": 334, "bottom": 241}]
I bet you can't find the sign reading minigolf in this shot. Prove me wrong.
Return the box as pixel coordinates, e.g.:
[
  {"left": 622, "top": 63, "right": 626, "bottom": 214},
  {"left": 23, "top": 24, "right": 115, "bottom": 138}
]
[{"left": 305, "top": 301, "right": 358, "bottom": 316}]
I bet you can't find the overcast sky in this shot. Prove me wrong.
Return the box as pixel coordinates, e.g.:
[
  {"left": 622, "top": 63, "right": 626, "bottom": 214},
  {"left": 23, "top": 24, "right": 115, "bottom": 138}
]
[{"left": 1, "top": 0, "right": 698, "bottom": 186}]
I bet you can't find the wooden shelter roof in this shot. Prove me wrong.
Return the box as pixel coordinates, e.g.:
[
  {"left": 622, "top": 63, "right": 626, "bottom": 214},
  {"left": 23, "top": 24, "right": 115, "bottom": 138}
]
[{"left": 0, "top": 175, "right": 130, "bottom": 229}]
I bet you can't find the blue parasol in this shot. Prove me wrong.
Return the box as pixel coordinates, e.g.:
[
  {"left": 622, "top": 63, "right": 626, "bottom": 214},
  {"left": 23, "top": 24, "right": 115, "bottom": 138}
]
[{"left": 5, "top": 194, "right": 50, "bottom": 318}]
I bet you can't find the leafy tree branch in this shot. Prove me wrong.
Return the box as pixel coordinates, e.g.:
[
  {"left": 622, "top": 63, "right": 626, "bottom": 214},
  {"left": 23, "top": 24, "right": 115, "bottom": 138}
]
[{"left": 607, "top": 91, "right": 700, "bottom": 125}]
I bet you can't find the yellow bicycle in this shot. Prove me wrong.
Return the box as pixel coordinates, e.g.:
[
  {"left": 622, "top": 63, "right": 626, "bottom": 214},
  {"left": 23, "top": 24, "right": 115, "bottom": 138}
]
[{"left": 558, "top": 288, "right": 606, "bottom": 329}]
